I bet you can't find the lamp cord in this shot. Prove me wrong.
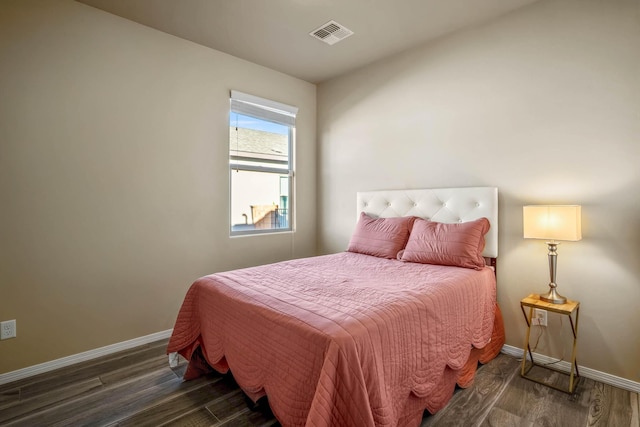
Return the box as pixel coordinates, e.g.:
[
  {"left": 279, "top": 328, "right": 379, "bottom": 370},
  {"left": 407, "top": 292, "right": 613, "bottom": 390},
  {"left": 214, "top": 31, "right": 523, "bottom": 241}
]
[{"left": 529, "top": 318, "right": 566, "bottom": 366}]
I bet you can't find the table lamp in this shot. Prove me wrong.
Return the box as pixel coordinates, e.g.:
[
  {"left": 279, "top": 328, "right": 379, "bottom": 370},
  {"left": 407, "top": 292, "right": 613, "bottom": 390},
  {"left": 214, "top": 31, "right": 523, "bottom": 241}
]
[{"left": 523, "top": 205, "right": 582, "bottom": 304}]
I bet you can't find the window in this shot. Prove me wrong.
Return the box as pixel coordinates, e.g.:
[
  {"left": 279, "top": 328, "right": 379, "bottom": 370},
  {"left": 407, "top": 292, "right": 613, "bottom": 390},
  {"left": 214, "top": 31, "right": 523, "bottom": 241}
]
[{"left": 229, "top": 91, "right": 297, "bottom": 235}]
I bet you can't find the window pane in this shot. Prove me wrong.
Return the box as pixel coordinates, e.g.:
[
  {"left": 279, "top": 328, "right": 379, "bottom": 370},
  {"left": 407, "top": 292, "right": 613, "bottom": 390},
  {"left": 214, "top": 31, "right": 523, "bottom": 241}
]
[
  {"left": 231, "top": 170, "right": 290, "bottom": 232},
  {"left": 229, "top": 92, "right": 295, "bottom": 236},
  {"left": 230, "top": 113, "right": 289, "bottom": 165}
]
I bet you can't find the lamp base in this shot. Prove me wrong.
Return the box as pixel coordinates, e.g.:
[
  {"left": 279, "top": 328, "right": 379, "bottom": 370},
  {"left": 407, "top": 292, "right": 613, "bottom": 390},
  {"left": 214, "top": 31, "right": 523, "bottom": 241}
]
[{"left": 540, "top": 287, "right": 567, "bottom": 304}]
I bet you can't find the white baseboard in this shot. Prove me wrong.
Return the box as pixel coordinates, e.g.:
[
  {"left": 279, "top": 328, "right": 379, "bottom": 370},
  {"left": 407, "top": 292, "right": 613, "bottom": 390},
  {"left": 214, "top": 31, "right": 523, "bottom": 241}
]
[
  {"left": 2, "top": 335, "right": 638, "bottom": 394},
  {"left": 0, "top": 329, "right": 173, "bottom": 386},
  {"left": 501, "top": 344, "right": 640, "bottom": 394}
]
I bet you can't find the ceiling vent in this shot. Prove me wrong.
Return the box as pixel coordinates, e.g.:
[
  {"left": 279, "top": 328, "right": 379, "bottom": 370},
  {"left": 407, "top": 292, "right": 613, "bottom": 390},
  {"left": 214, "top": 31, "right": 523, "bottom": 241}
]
[{"left": 309, "top": 20, "right": 354, "bottom": 45}]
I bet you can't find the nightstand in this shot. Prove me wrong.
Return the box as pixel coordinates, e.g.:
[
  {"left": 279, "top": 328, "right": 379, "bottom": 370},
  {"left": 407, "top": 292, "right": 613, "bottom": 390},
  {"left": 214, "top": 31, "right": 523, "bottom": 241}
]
[{"left": 520, "top": 294, "right": 580, "bottom": 394}]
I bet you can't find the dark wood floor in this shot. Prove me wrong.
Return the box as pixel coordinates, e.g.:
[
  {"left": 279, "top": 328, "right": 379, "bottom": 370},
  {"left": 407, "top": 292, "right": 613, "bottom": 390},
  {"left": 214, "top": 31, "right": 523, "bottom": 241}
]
[{"left": 1, "top": 339, "right": 638, "bottom": 427}]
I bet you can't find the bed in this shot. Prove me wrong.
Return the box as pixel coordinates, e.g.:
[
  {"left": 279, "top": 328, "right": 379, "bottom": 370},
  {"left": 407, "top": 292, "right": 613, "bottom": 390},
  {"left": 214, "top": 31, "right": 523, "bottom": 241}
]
[{"left": 167, "top": 187, "right": 505, "bottom": 427}]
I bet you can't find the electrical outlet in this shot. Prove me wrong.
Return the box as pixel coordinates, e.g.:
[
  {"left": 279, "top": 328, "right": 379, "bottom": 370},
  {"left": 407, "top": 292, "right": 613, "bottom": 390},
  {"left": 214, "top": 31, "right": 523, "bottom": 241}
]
[
  {"left": 1, "top": 320, "right": 16, "bottom": 340},
  {"left": 532, "top": 309, "right": 547, "bottom": 327}
]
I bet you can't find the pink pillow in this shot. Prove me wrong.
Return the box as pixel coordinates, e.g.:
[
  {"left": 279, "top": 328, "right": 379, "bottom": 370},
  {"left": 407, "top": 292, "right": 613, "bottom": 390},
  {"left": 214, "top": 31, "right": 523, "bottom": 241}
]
[
  {"left": 401, "top": 217, "right": 490, "bottom": 269},
  {"left": 347, "top": 213, "right": 415, "bottom": 259}
]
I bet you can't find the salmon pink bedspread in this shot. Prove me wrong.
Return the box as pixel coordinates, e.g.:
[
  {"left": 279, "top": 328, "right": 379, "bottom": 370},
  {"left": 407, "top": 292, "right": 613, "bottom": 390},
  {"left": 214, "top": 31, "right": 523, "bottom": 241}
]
[{"left": 167, "top": 252, "right": 501, "bottom": 427}]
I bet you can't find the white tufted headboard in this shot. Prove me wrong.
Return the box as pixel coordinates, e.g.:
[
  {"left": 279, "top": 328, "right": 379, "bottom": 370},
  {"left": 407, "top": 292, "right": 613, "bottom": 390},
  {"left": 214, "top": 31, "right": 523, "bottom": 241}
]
[{"left": 357, "top": 187, "right": 498, "bottom": 258}]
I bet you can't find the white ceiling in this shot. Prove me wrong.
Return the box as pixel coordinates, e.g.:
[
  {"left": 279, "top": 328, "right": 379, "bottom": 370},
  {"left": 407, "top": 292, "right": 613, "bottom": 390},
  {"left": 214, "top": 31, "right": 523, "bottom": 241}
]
[{"left": 77, "top": 0, "right": 539, "bottom": 84}]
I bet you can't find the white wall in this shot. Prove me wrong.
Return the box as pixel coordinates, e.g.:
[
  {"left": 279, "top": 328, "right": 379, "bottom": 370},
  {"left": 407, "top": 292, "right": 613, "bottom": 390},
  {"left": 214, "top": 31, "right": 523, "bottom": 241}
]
[
  {"left": 317, "top": 0, "right": 640, "bottom": 382},
  {"left": 0, "top": 0, "right": 316, "bottom": 374}
]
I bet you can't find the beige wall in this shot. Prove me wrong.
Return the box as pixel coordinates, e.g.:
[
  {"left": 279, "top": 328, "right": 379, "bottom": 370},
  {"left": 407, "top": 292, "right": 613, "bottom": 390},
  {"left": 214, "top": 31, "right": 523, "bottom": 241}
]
[
  {"left": 0, "top": 0, "right": 316, "bottom": 374},
  {"left": 317, "top": 0, "right": 640, "bottom": 382}
]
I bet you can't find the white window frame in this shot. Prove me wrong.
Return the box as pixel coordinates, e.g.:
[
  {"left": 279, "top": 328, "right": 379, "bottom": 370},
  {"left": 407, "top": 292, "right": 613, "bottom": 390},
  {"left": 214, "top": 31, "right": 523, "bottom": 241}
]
[{"left": 229, "top": 90, "right": 297, "bottom": 236}]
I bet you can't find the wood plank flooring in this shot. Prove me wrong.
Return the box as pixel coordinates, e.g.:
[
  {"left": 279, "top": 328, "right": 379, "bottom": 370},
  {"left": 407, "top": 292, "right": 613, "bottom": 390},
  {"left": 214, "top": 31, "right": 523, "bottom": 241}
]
[{"left": 1, "top": 339, "right": 638, "bottom": 426}]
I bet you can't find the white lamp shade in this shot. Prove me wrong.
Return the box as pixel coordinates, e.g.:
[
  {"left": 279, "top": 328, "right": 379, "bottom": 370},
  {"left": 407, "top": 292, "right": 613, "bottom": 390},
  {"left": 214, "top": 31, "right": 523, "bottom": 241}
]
[{"left": 523, "top": 205, "right": 582, "bottom": 241}]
